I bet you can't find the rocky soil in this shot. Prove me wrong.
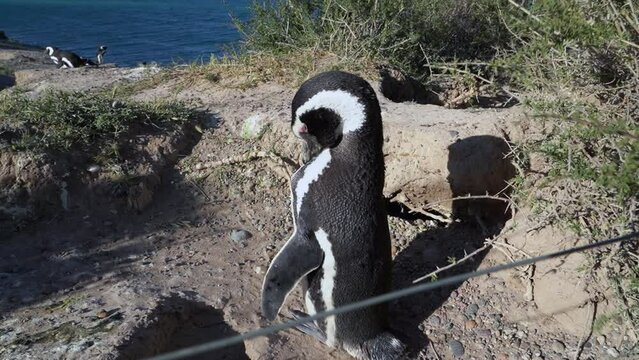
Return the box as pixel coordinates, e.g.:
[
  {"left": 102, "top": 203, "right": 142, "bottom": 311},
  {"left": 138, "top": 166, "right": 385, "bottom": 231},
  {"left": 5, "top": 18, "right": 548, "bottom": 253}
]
[{"left": 0, "top": 50, "right": 633, "bottom": 360}]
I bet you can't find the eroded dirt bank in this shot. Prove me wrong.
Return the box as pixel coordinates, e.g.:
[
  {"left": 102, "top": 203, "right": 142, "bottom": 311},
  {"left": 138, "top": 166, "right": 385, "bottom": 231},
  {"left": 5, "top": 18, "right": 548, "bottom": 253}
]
[{"left": 0, "top": 64, "right": 630, "bottom": 360}]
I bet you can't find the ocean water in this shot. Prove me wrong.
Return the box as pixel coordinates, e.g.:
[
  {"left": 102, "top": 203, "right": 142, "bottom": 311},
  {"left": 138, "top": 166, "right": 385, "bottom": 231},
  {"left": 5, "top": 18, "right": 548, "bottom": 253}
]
[{"left": 0, "top": 0, "right": 251, "bottom": 66}]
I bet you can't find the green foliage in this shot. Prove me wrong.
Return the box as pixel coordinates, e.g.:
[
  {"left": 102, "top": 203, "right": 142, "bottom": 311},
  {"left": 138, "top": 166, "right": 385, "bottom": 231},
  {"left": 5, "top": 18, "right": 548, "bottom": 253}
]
[
  {"left": 0, "top": 90, "right": 195, "bottom": 158},
  {"left": 240, "top": 0, "right": 511, "bottom": 72}
]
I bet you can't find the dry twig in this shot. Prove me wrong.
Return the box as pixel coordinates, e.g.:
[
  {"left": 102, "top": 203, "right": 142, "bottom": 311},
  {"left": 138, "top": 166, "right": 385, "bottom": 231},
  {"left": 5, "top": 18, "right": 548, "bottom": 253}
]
[
  {"left": 413, "top": 237, "right": 498, "bottom": 283},
  {"left": 573, "top": 301, "right": 596, "bottom": 360}
]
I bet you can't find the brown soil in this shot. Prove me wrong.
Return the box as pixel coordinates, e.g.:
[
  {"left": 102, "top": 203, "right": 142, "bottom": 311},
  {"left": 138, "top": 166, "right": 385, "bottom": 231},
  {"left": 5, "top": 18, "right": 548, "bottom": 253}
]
[{"left": 0, "top": 58, "right": 631, "bottom": 360}]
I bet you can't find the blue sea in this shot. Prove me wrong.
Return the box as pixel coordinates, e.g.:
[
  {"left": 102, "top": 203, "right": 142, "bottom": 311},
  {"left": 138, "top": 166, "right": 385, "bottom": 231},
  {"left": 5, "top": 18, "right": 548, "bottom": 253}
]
[{"left": 0, "top": 0, "right": 252, "bottom": 66}]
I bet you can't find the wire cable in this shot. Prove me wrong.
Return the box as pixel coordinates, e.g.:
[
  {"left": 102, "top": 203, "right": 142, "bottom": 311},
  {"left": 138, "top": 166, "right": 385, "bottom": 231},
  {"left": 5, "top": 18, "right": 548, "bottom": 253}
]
[{"left": 147, "top": 231, "right": 639, "bottom": 360}]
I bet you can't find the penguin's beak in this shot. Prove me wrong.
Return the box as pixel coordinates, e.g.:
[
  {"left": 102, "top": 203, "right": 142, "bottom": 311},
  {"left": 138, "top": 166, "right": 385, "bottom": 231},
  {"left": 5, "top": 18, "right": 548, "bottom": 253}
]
[{"left": 292, "top": 121, "right": 308, "bottom": 138}]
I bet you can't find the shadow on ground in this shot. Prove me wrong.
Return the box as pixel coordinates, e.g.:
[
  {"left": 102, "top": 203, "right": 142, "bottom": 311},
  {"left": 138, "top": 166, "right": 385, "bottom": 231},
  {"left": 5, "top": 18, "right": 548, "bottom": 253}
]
[
  {"left": 116, "top": 294, "right": 249, "bottom": 360},
  {"left": 390, "top": 135, "right": 515, "bottom": 355}
]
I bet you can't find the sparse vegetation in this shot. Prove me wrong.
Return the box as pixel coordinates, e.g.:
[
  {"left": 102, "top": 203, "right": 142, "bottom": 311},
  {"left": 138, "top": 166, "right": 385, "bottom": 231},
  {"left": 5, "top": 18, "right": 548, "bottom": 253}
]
[{"left": 0, "top": 90, "right": 196, "bottom": 162}]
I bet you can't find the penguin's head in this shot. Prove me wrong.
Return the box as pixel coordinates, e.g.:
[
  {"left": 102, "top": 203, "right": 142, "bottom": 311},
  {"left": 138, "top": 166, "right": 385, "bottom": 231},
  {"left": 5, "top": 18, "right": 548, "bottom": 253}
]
[
  {"left": 44, "top": 46, "right": 56, "bottom": 56},
  {"left": 292, "top": 106, "right": 343, "bottom": 150},
  {"left": 291, "top": 71, "right": 380, "bottom": 158},
  {"left": 97, "top": 45, "right": 107, "bottom": 55}
]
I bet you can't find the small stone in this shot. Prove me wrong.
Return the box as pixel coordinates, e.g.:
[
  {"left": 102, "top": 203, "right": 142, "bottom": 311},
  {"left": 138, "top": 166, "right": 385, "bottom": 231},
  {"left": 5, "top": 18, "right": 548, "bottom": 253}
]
[
  {"left": 606, "top": 348, "right": 620, "bottom": 358},
  {"left": 596, "top": 335, "right": 606, "bottom": 346},
  {"left": 241, "top": 114, "right": 267, "bottom": 139},
  {"left": 87, "top": 165, "right": 101, "bottom": 173},
  {"left": 195, "top": 163, "right": 203, "bottom": 170},
  {"left": 428, "top": 315, "right": 441, "bottom": 326},
  {"left": 476, "top": 329, "right": 491, "bottom": 337},
  {"left": 551, "top": 340, "right": 565, "bottom": 352},
  {"left": 254, "top": 266, "right": 263, "bottom": 274},
  {"left": 464, "top": 319, "right": 478, "bottom": 330},
  {"left": 495, "top": 354, "right": 509, "bottom": 360},
  {"left": 516, "top": 330, "right": 526, "bottom": 339},
  {"left": 96, "top": 309, "right": 108, "bottom": 319},
  {"left": 447, "top": 339, "right": 465, "bottom": 358},
  {"left": 230, "top": 229, "right": 252, "bottom": 243},
  {"left": 465, "top": 303, "right": 479, "bottom": 317}
]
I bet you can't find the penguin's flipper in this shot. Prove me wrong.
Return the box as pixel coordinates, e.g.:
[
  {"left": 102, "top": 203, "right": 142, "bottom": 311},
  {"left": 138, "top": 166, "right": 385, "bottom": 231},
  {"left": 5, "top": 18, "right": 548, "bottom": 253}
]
[
  {"left": 290, "top": 309, "right": 327, "bottom": 343},
  {"left": 261, "top": 231, "right": 323, "bottom": 321}
]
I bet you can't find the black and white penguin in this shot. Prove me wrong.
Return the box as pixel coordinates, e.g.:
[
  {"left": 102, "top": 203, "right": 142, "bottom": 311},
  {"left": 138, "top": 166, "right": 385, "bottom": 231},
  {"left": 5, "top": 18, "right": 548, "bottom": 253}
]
[
  {"left": 44, "top": 46, "right": 61, "bottom": 66},
  {"left": 96, "top": 45, "right": 107, "bottom": 65},
  {"left": 261, "top": 71, "right": 405, "bottom": 360},
  {"left": 44, "top": 46, "right": 97, "bottom": 68}
]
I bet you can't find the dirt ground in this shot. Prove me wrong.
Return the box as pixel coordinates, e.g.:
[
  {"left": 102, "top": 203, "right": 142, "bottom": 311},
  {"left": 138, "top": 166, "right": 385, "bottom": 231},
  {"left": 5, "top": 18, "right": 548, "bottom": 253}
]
[{"left": 0, "top": 59, "right": 633, "bottom": 360}]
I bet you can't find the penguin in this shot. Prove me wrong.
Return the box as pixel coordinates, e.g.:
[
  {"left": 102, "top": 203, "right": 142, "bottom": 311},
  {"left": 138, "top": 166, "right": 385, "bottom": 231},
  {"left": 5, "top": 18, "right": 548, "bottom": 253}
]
[
  {"left": 44, "top": 46, "right": 95, "bottom": 68},
  {"left": 96, "top": 45, "right": 107, "bottom": 65},
  {"left": 44, "top": 46, "right": 61, "bottom": 66},
  {"left": 57, "top": 49, "right": 86, "bottom": 68},
  {"left": 261, "top": 71, "right": 405, "bottom": 360}
]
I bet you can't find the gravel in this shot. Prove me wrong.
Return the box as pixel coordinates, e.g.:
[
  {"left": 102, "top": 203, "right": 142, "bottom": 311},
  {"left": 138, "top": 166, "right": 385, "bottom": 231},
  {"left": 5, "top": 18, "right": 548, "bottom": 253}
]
[
  {"left": 230, "top": 229, "right": 252, "bottom": 242},
  {"left": 551, "top": 340, "right": 565, "bottom": 352},
  {"left": 464, "top": 303, "right": 479, "bottom": 317},
  {"left": 448, "top": 339, "right": 465, "bottom": 358}
]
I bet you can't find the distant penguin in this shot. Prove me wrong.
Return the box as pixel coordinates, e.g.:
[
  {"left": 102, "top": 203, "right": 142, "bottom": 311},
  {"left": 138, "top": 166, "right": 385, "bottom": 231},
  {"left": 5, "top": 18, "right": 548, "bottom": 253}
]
[
  {"left": 96, "top": 45, "right": 107, "bottom": 65},
  {"left": 44, "top": 46, "right": 61, "bottom": 66},
  {"left": 45, "top": 46, "right": 95, "bottom": 68},
  {"left": 261, "top": 71, "right": 405, "bottom": 360}
]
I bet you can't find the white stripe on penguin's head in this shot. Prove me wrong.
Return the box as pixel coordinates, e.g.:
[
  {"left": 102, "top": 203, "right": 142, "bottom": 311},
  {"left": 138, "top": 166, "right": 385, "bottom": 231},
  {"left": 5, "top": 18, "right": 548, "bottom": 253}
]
[
  {"left": 293, "top": 89, "right": 365, "bottom": 138},
  {"left": 45, "top": 46, "right": 54, "bottom": 56}
]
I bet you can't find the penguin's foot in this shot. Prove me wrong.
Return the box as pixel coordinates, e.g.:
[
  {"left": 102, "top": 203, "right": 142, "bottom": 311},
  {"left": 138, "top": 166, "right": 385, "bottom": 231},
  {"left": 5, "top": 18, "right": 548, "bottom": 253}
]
[{"left": 290, "top": 310, "right": 327, "bottom": 344}]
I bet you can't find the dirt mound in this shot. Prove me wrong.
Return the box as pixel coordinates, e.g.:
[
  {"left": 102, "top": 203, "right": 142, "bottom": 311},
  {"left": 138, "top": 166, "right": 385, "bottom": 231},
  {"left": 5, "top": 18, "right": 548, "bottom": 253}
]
[{"left": 0, "top": 120, "right": 200, "bottom": 234}]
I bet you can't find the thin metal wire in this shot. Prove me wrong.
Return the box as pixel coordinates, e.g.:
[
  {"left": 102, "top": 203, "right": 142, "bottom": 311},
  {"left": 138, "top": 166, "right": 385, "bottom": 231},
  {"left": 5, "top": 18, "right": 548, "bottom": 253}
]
[{"left": 147, "top": 231, "right": 639, "bottom": 360}]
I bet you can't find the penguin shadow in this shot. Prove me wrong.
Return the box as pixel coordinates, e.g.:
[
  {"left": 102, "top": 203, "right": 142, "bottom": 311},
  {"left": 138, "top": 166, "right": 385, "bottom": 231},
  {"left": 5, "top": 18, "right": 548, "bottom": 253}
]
[
  {"left": 116, "top": 294, "right": 249, "bottom": 360},
  {"left": 390, "top": 135, "right": 516, "bottom": 355}
]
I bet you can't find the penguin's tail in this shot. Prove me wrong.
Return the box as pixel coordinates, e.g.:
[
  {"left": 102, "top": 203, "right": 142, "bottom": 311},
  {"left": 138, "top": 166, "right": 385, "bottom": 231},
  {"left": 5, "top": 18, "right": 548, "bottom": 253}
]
[{"left": 361, "top": 332, "right": 406, "bottom": 360}]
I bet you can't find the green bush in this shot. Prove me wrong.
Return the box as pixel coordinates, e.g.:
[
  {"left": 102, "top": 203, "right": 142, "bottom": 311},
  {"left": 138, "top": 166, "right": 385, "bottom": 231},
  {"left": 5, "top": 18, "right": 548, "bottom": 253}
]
[
  {"left": 0, "top": 90, "right": 195, "bottom": 156},
  {"left": 240, "top": 0, "right": 511, "bottom": 72}
]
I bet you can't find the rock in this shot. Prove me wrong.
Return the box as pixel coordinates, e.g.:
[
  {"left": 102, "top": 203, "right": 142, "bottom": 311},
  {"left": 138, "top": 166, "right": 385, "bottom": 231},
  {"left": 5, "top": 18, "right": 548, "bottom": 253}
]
[
  {"left": 476, "top": 329, "right": 491, "bottom": 337},
  {"left": 465, "top": 303, "right": 479, "bottom": 317},
  {"left": 96, "top": 309, "right": 108, "bottom": 319},
  {"left": 448, "top": 339, "right": 465, "bottom": 358},
  {"left": 516, "top": 330, "right": 526, "bottom": 339},
  {"left": 87, "top": 164, "right": 101, "bottom": 173},
  {"left": 230, "top": 229, "right": 252, "bottom": 243},
  {"left": 254, "top": 266, "right": 263, "bottom": 274},
  {"left": 428, "top": 315, "right": 441, "bottom": 326},
  {"left": 596, "top": 335, "right": 606, "bottom": 346},
  {"left": 241, "top": 114, "right": 267, "bottom": 139},
  {"left": 551, "top": 340, "right": 565, "bottom": 352},
  {"left": 464, "top": 319, "right": 478, "bottom": 330},
  {"left": 606, "top": 348, "right": 620, "bottom": 358}
]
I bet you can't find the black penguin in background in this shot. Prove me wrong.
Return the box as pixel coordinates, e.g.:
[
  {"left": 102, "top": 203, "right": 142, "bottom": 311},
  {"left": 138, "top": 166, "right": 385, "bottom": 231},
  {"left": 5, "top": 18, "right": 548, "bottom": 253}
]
[
  {"left": 261, "top": 71, "right": 405, "bottom": 360},
  {"left": 44, "top": 45, "right": 106, "bottom": 68},
  {"left": 44, "top": 46, "right": 62, "bottom": 66},
  {"left": 96, "top": 45, "right": 107, "bottom": 65}
]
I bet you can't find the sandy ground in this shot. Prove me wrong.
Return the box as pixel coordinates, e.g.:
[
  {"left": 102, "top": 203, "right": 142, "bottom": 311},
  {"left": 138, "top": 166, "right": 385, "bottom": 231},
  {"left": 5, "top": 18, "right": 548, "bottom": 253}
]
[{"left": 0, "top": 60, "right": 632, "bottom": 360}]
